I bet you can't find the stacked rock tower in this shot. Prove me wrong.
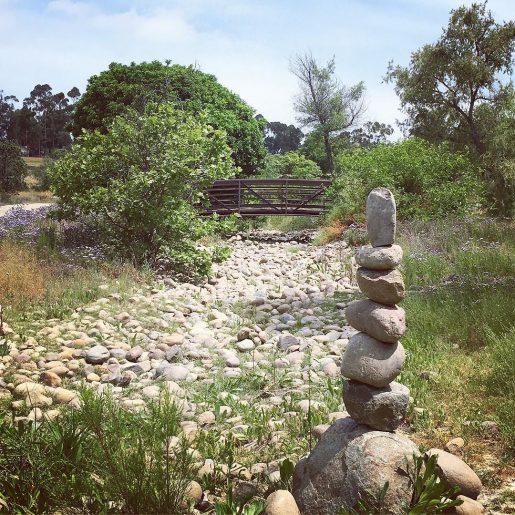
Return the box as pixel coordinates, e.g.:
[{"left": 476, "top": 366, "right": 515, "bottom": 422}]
[{"left": 342, "top": 187, "right": 409, "bottom": 431}]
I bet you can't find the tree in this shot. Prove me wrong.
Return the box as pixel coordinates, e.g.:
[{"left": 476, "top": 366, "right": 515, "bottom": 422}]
[
  {"left": 290, "top": 52, "right": 365, "bottom": 175},
  {"left": 5, "top": 84, "right": 80, "bottom": 156},
  {"left": 330, "top": 139, "right": 483, "bottom": 221},
  {"left": 49, "top": 103, "right": 236, "bottom": 276},
  {"left": 340, "top": 121, "right": 394, "bottom": 149},
  {"left": 0, "top": 141, "right": 27, "bottom": 193},
  {"left": 301, "top": 122, "right": 392, "bottom": 173},
  {"left": 71, "top": 61, "right": 267, "bottom": 176},
  {"left": 264, "top": 121, "right": 304, "bottom": 154},
  {"left": 385, "top": 1, "right": 515, "bottom": 213},
  {"left": 0, "top": 91, "right": 18, "bottom": 140},
  {"left": 260, "top": 152, "right": 322, "bottom": 179}
]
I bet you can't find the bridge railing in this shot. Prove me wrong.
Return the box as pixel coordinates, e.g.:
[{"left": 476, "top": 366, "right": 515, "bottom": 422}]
[{"left": 202, "top": 178, "right": 331, "bottom": 217}]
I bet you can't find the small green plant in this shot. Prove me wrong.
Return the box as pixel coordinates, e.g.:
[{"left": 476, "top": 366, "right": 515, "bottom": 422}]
[{"left": 408, "top": 453, "right": 462, "bottom": 514}]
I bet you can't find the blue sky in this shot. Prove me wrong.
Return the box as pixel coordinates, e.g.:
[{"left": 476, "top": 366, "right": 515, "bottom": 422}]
[{"left": 1, "top": 0, "right": 513, "bottom": 132}]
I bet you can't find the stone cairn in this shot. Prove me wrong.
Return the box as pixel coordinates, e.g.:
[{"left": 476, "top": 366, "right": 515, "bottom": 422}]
[
  {"left": 342, "top": 187, "right": 409, "bottom": 431},
  {"left": 292, "top": 188, "right": 484, "bottom": 515}
]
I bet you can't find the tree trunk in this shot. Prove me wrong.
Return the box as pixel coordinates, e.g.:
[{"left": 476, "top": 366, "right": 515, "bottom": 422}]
[{"left": 323, "top": 131, "right": 335, "bottom": 176}]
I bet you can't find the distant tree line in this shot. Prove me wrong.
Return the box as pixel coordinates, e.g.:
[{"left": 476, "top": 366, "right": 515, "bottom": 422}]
[{"left": 0, "top": 85, "right": 80, "bottom": 156}]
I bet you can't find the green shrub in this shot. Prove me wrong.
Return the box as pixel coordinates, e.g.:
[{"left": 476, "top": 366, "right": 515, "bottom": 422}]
[
  {"left": 329, "top": 139, "right": 483, "bottom": 221},
  {"left": 0, "top": 140, "right": 27, "bottom": 193},
  {"left": 49, "top": 102, "right": 236, "bottom": 277},
  {"left": 260, "top": 152, "right": 322, "bottom": 179},
  {"left": 71, "top": 61, "right": 267, "bottom": 176},
  {"left": 0, "top": 388, "right": 195, "bottom": 514}
]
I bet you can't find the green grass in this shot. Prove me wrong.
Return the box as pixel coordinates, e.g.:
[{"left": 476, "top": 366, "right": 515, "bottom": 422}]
[
  {"left": 398, "top": 218, "right": 515, "bottom": 464},
  {"left": 0, "top": 388, "right": 196, "bottom": 514}
]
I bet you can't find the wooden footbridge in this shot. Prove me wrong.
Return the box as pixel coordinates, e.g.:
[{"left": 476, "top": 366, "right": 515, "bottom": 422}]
[{"left": 202, "top": 179, "right": 331, "bottom": 217}]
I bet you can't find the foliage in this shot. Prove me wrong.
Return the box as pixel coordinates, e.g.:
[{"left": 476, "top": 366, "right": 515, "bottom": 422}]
[
  {"left": 50, "top": 102, "right": 236, "bottom": 276},
  {"left": 385, "top": 1, "right": 515, "bottom": 214},
  {"left": 329, "top": 138, "right": 483, "bottom": 221},
  {"left": 264, "top": 120, "right": 304, "bottom": 154},
  {"left": 0, "top": 90, "right": 18, "bottom": 140},
  {"left": 1, "top": 85, "right": 80, "bottom": 156},
  {"left": 409, "top": 454, "right": 462, "bottom": 514},
  {"left": 0, "top": 389, "right": 196, "bottom": 514},
  {"left": 399, "top": 218, "right": 515, "bottom": 458},
  {"left": 290, "top": 52, "right": 365, "bottom": 175},
  {"left": 300, "top": 122, "right": 392, "bottom": 173},
  {"left": 71, "top": 61, "right": 266, "bottom": 176},
  {"left": 260, "top": 151, "right": 322, "bottom": 179},
  {"left": 0, "top": 140, "right": 27, "bottom": 193}
]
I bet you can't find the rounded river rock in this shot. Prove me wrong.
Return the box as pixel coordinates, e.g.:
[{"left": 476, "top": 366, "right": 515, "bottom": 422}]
[{"left": 341, "top": 333, "right": 406, "bottom": 387}]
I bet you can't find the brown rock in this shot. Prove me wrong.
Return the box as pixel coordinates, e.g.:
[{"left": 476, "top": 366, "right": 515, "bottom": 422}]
[
  {"left": 265, "top": 490, "right": 300, "bottom": 515},
  {"left": 356, "top": 245, "right": 403, "bottom": 270},
  {"left": 311, "top": 424, "right": 330, "bottom": 440},
  {"left": 161, "top": 333, "right": 184, "bottom": 346},
  {"left": 345, "top": 300, "right": 406, "bottom": 343},
  {"left": 427, "top": 449, "right": 482, "bottom": 499},
  {"left": 39, "top": 371, "right": 62, "bottom": 387},
  {"left": 445, "top": 437, "right": 465, "bottom": 454},
  {"left": 357, "top": 268, "right": 405, "bottom": 305},
  {"left": 183, "top": 480, "right": 202, "bottom": 505},
  {"left": 453, "top": 495, "right": 485, "bottom": 514}
]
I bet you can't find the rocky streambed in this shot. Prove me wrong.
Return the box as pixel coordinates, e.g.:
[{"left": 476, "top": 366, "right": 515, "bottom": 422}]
[{"left": 0, "top": 232, "right": 361, "bottom": 490}]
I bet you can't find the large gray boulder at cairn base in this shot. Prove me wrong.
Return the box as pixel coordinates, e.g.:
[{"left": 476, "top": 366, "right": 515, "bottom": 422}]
[
  {"left": 356, "top": 267, "right": 405, "bottom": 305},
  {"left": 366, "top": 188, "right": 396, "bottom": 247},
  {"left": 356, "top": 244, "right": 403, "bottom": 270},
  {"left": 343, "top": 380, "right": 410, "bottom": 431},
  {"left": 340, "top": 332, "right": 406, "bottom": 387},
  {"left": 292, "top": 417, "right": 418, "bottom": 515},
  {"left": 346, "top": 299, "right": 406, "bottom": 343}
]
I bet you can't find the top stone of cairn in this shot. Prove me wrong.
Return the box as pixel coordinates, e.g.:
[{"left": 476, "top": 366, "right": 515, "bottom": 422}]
[{"left": 366, "top": 188, "right": 396, "bottom": 247}]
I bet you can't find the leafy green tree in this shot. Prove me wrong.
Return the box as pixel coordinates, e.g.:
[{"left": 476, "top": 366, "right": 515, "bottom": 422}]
[
  {"left": 5, "top": 85, "right": 80, "bottom": 156},
  {"left": 385, "top": 1, "right": 515, "bottom": 213},
  {"left": 71, "top": 61, "right": 267, "bottom": 176},
  {"left": 49, "top": 103, "right": 236, "bottom": 276},
  {"left": 0, "top": 91, "right": 18, "bottom": 140},
  {"left": 341, "top": 121, "right": 394, "bottom": 148},
  {"left": 0, "top": 141, "right": 27, "bottom": 193},
  {"left": 290, "top": 52, "right": 365, "bottom": 175},
  {"left": 301, "top": 122, "right": 392, "bottom": 172},
  {"left": 330, "top": 139, "right": 483, "bottom": 221},
  {"left": 264, "top": 121, "right": 304, "bottom": 154},
  {"left": 260, "top": 152, "right": 322, "bottom": 179}
]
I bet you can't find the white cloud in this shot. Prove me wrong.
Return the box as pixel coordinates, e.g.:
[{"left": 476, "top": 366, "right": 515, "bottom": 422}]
[{"left": 1, "top": 0, "right": 513, "bottom": 132}]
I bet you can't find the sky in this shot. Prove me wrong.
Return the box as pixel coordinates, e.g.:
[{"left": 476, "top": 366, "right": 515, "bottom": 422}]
[{"left": 1, "top": 0, "right": 513, "bottom": 132}]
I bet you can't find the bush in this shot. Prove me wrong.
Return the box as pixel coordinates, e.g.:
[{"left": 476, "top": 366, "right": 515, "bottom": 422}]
[
  {"left": 49, "top": 103, "right": 236, "bottom": 276},
  {"left": 71, "top": 61, "right": 267, "bottom": 176},
  {"left": 329, "top": 138, "right": 483, "bottom": 221},
  {"left": 260, "top": 152, "right": 322, "bottom": 179},
  {"left": 0, "top": 389, "right": 195, "bottom": 514},
  {"left": 0, "top": 140, "right": 27, "bottom": 193}
]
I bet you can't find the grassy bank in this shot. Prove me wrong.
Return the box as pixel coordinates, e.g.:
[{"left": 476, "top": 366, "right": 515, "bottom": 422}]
[{"left": 396, "top": 219, "right": 514, "bottom": 492}]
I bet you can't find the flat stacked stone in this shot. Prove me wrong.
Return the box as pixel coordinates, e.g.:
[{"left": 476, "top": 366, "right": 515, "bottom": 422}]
[{"left": 341, "top": 187, "right": 409, "bottom": 431}]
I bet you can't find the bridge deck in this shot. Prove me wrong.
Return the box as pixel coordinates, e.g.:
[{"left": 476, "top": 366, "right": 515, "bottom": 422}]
[{"left": 203, "top": 178, "right": 331, "bottom": 217}]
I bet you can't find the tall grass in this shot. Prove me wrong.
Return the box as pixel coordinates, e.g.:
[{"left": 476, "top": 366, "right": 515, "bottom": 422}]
[
  {"left": 0, "top": 240, "right": 146, "bottom": 331},
  {"left": 398, "top": 218, "right": 515, "bottom": 461},
  {"left": 0, "top": 389, "right": 196, "bottom": 514}
]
